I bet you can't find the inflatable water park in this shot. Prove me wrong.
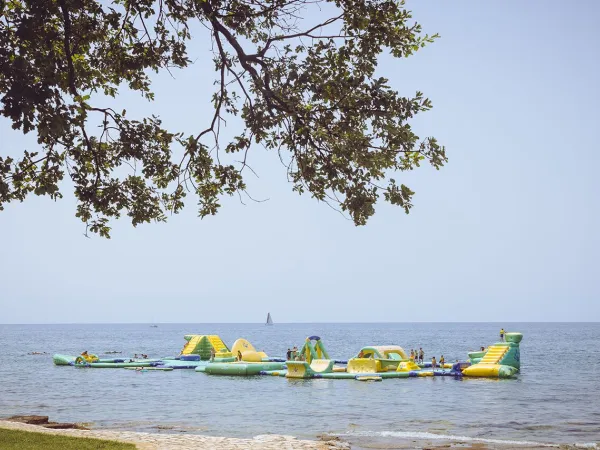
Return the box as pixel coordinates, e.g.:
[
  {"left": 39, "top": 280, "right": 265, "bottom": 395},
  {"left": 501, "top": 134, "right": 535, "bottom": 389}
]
[{"left": 53, "top": 332, "right": 522, "bottom": 381}]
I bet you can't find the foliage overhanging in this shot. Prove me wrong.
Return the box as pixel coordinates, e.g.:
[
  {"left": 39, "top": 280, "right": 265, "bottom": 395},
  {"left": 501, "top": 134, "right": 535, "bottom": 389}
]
[{"left": 0, "top": 0, "right": 446, "bottom": 237}]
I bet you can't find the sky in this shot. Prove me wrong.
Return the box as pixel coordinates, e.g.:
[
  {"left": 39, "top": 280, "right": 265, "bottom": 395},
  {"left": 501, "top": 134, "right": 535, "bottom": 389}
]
[{"left": 1, "top": 0, "right": 598, "bottom": 323}]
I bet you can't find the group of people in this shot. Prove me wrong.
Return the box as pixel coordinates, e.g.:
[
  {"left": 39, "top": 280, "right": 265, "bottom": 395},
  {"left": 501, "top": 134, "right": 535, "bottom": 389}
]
[
  {"left": 286, "top": 346, "right": 302, "bottom": 361},
  {"left": 81, "top": 351, "right": 149, "bottom": 361},
  {"left": 430, "top": 355, "right": 446, "bottom": 369},
  {"left": 409, "top": 348, "right": 425, "bottom": 364},
  {"left": 408, "top": 349, "right": 448, "bottom": 369}
]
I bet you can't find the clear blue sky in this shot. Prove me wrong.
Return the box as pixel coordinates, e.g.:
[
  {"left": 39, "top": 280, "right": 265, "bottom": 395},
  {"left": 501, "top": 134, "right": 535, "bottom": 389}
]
[{"left": 1, "top": 0, "right": 598, "bottom": 323}]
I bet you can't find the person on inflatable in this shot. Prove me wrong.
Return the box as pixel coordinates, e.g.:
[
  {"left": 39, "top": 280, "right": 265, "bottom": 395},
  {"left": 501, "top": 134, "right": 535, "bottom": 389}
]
[
  {"left": 79, "top": 351, "right": 98, "bottom": 363},
  {"left": 500, "top": 328, "right": 505, "bottom": 342}
]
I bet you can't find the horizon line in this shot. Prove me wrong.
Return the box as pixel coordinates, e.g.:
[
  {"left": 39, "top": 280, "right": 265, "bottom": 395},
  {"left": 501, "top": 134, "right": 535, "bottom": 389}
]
[{"left": 1, "top": 321, "right": 599, "bottom": 325}]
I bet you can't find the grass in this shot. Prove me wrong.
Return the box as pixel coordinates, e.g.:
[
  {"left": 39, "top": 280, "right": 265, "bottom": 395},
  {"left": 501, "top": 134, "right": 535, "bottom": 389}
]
[{"left": 0, "top": 428, "right": 136, "bottom": 449}]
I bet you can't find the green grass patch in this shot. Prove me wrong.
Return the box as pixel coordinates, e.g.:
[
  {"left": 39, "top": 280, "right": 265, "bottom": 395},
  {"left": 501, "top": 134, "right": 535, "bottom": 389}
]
[{"left": 0, "top": 427, "right": 136, "bottom": 449}]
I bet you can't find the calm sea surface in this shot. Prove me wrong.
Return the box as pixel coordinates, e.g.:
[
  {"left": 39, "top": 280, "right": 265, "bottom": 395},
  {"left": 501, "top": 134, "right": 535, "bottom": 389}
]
[{"left": 0, "top": 323, "right": 598, "bottom": 447}]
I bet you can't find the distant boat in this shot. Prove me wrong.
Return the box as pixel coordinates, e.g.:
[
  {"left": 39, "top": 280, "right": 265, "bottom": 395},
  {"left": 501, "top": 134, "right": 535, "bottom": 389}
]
[
  {"left": 150, "top": 325, "right": 158, "bottom": 328},
  {"left": 265, "top": 313, "right": 273, "bottom": 326}
]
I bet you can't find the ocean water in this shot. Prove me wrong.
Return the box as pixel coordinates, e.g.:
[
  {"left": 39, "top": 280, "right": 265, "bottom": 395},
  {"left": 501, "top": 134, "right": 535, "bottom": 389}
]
[{"left": 0, "top": 322, "right": 598, "bottom": 447}]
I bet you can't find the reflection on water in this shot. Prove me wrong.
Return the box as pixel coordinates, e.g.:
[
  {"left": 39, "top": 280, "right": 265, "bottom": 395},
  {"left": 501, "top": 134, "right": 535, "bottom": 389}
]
[{"left": 0, "top": 322, "right": 599, "bottom": 446}]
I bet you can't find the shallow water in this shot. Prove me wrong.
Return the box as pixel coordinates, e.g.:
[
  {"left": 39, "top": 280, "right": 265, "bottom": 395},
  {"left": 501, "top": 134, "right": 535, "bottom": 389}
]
[{"left": 0, "top": 323, "right": 598, "bottom": 447}]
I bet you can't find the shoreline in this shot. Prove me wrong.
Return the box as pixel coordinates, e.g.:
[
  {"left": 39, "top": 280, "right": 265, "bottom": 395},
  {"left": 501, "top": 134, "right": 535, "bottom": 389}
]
[
  {"left": 343, "top": 434, "right": 576, "bottom": 450},
  {"left": 0, "top": 420, "right": 349, "bottom": 449},
  {"left": 2, "top": 419, "right": 597, "bottom": 450}
]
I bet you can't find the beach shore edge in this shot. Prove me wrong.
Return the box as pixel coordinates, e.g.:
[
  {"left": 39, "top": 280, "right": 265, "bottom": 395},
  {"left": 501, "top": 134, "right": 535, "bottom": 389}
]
[{"left": 0, "top": 420, "right": 349, "bottom": 449}]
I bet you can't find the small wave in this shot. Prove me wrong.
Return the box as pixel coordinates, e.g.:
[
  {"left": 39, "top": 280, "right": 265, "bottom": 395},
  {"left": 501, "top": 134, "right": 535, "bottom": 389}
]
[
  {"left": 337, "top": 430, "right": 558, "bottom": 447},
  {"left": 522, "top": 425, "right": 555, "bottom": 431}
]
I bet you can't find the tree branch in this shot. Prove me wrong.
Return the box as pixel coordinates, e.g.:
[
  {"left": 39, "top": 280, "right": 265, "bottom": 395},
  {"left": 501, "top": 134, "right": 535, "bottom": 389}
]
[{"left": 58, "top": 0, "right": 102, "bottom": 187}]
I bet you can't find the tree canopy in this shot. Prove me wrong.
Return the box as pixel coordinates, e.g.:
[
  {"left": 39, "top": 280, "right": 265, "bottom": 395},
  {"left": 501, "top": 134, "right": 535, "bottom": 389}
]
[{"left": 0, "top": 0, "right": 446, "bottom": 237}]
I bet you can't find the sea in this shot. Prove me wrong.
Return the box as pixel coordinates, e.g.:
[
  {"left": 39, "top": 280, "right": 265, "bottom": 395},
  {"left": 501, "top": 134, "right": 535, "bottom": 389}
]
[{"left": 0, "top": 322, "right": 598, "bottom": 448}]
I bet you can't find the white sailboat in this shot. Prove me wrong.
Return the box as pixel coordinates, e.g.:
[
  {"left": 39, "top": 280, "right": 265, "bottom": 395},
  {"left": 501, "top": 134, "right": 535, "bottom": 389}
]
[{"left": 265, "top": 312, "right": 273, "bottom": 326}]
